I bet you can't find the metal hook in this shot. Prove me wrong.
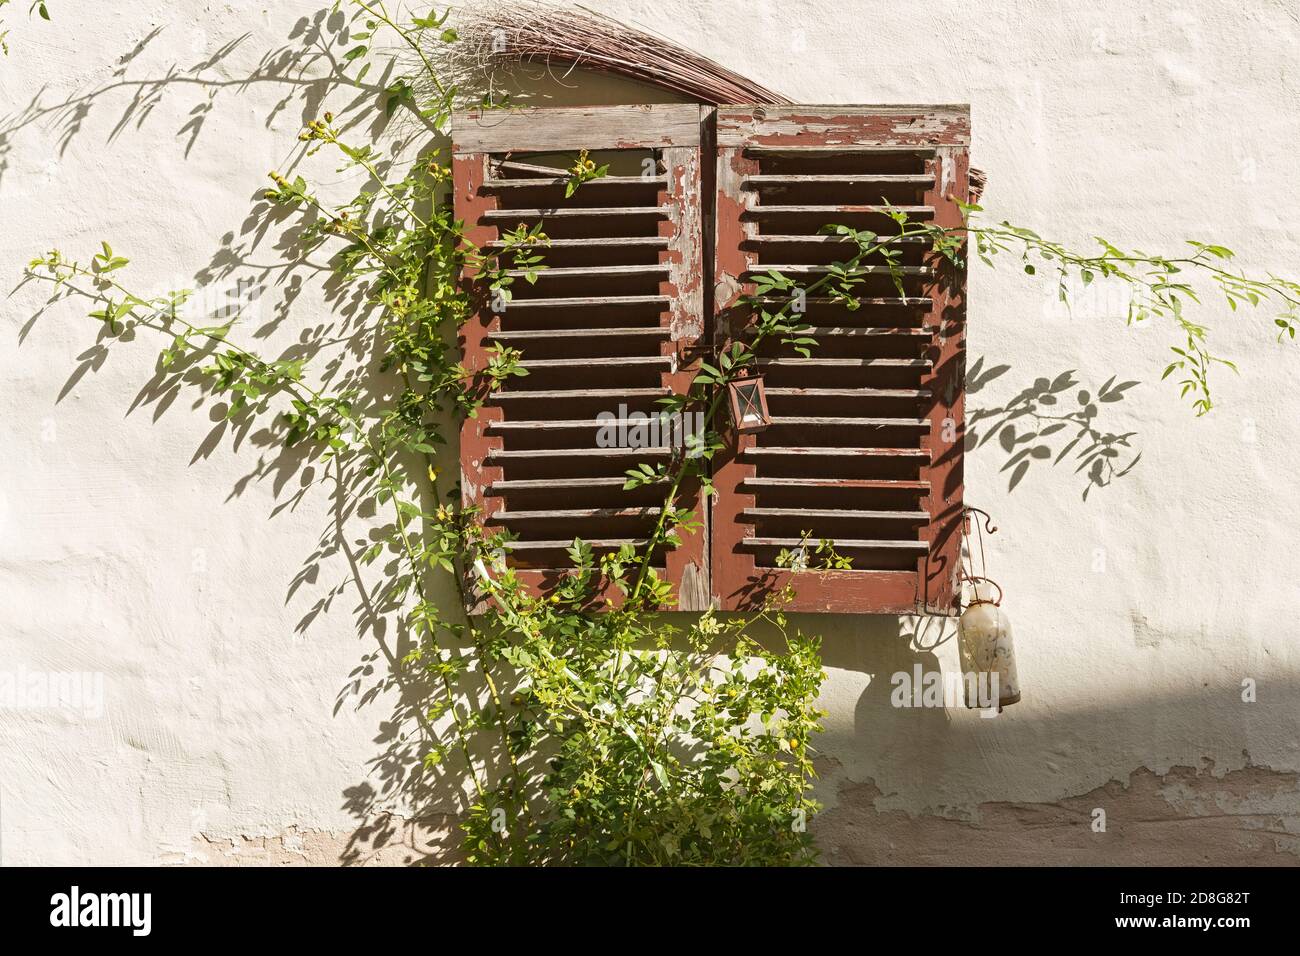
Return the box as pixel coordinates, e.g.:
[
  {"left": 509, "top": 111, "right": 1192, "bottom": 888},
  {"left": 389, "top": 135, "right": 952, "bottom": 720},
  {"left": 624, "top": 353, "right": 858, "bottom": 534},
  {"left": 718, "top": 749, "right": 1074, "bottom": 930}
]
[
  {"left": 960, "top": 506, "right": 1001, "bottom": 605},
  {"left": 964, "top": 506, "right": 997, "bottom": 535}
]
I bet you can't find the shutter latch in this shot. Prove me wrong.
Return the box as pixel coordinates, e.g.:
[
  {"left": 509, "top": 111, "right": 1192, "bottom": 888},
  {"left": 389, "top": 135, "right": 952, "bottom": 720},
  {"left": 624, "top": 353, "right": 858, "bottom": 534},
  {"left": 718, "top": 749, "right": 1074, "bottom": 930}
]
[{"left": 676, "top": 343, "right": 716, "bottom": 365}]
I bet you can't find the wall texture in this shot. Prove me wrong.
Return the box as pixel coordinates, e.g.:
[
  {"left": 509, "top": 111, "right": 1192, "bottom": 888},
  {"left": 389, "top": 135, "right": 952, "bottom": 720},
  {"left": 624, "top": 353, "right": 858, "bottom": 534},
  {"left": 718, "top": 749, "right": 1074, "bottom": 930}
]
[{"left": 1, "top": 0, "right": 1298, "bottom": 865}]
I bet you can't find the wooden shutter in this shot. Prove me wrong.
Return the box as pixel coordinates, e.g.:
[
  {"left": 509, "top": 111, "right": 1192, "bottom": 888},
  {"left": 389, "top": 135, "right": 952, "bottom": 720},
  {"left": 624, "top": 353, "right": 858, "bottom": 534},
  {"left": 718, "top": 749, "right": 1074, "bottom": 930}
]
[
  {"left": 710, "top": 106, "right": 970, "bottom": 614},
  {"left": 453, "top": 105, "right": 709, "bottom": 611}
]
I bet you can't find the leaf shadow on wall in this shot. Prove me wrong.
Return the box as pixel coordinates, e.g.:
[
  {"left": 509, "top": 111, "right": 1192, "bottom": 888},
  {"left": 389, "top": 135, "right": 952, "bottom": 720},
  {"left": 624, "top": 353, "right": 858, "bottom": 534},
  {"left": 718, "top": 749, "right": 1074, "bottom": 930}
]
[
  {"left": 11, "top": 7, "right": 706, "bottom": 866},
  {"left": 9, "top": 10, "right": 483, "bottom": 866},
  {"left": 0, "top": 10, "right": 382, "bottom": 173},
  {"left": 965, "top": 356, "right": 1142, "bottom": 500}
]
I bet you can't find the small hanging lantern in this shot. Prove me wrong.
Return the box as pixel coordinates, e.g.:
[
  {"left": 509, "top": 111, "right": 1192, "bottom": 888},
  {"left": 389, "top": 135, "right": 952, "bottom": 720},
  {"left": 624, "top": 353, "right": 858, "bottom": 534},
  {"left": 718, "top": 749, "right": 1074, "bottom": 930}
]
[
  {"left": 727, "top": 371, "right": 771, "bottom": 434},
  {"left": 957, "top": 507, "right": 1021, "bottom": 711}
]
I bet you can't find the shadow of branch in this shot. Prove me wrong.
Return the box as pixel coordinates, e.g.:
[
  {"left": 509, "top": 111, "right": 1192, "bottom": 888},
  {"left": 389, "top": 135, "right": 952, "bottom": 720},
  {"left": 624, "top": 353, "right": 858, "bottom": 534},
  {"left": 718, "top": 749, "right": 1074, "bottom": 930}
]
[{"left": 966, "top": 356, "right": 1142, "bottom": 500}]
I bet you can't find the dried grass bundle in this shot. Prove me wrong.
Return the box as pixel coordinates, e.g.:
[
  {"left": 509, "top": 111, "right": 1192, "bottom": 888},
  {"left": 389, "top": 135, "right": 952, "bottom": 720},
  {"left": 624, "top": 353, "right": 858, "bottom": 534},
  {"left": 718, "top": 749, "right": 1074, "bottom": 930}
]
[{"left": 450, "top": 1, "right": 790, "bottom": 105}]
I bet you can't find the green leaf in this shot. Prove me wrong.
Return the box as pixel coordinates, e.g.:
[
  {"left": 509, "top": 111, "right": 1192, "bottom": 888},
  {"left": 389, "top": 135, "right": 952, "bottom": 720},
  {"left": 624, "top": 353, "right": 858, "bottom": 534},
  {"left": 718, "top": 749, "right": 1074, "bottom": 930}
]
[{"left": 650, "top": 760, "right": 669, "bottom": 789}]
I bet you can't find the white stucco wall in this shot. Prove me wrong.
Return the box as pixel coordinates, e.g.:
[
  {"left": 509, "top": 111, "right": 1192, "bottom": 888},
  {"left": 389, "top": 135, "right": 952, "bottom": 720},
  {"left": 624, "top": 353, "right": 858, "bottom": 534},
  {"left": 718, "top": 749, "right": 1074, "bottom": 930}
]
[{"left": 1, "top": 0, "right": 1298, "bottom": 864}]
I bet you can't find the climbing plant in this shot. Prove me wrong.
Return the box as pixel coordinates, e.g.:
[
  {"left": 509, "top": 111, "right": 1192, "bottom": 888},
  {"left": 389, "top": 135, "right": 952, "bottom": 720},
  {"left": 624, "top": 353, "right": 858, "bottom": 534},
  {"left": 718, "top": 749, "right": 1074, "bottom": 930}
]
[
  {"left": 0, "top": 0, "right": 51, "bottom": 56},
  {"left": 19, "top": 1, "right": 1300, "bottom": 865}
]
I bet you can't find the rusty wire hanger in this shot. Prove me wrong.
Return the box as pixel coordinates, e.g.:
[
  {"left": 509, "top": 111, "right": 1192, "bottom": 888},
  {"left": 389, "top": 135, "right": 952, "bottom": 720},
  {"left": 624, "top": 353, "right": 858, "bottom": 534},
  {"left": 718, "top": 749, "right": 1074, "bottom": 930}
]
[{"left": 959, "top": 506, "right": 1002, "bottom": 607}]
